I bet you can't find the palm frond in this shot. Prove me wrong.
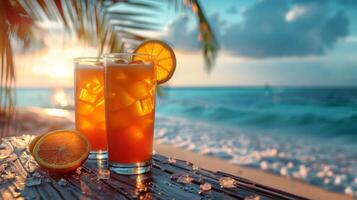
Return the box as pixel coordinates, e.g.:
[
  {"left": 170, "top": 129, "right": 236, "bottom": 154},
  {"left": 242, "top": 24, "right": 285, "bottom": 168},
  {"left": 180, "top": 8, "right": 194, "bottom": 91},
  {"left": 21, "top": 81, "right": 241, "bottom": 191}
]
[
  {"left": 179, "top": 0, "right": 219, "bottom": 71},
  {"left": 0, "top": 0, "right": 37, "bottom": 138},
  {"left": 0, "top": 0, "right": 219, "bottom": 137}
]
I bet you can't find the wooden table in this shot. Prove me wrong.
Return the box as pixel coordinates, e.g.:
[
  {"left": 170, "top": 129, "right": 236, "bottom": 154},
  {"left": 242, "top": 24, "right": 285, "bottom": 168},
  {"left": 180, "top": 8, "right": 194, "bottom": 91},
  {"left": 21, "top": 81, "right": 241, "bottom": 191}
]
[{"left": 0, "top": 135, "right": 307, "bottom": 200}]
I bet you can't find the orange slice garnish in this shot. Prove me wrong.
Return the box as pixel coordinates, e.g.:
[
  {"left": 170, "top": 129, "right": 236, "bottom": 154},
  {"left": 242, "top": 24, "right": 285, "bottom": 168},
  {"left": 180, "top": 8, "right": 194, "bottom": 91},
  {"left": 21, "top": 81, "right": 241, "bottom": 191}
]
[
  {"left": 29, "top": 134, "right": 45, "bottom": 155},
  {"left": 32, "top": 130, "right": 90, "bottom": 173},
  {"left": 133, "top": 40, "right": 176, "bottom": 84}
]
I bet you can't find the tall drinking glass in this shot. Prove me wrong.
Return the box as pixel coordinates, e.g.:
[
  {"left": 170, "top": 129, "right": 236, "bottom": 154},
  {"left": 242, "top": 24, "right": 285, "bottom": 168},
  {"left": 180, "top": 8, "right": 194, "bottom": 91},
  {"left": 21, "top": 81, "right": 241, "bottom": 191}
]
[
  {"left": 74, "top": 57, "right": 107, "bottom": 159},
  {"left": 104, "top": 53, "right": 156, "bottom": 174}
]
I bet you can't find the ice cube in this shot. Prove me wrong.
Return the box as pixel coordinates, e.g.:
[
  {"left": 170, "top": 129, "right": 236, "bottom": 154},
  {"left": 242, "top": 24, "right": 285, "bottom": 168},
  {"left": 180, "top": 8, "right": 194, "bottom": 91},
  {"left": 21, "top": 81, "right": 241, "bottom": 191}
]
[
  {"left": 2, "top": 171, "right": 15, "bottom": 180},
  {"left": 168, "top": 157, "right": 176, "bottom": 164},
  {"left": 86, "top": 79, "right": 103, "bottom": 95},
  {"left": 344, "top": 186, "right": 353, "bottom": 195},
  {"left": 129, "top": 60, "right": 144, "bottom": 65},
  {"left": 26, "top": 177, "right": 42, "bottom": 187},
  {"left": 115, "top": 71, "right": 128, "bottom": 81},
  {"left": 97, "top": 168, "right": 110, "bottom": 180},
  {"left": 123, "top": 126, "right": 144, "bottom": 140},
  {"left": 109, "top": 110, "right": 131, "bottom": 128},
  {"left": 109, "top": 89, "right": 135, "bottom": 111},
  {"left": 192, "top": 165, "right": 199, "bottom": 171},
  {"left": 97, "top": 121, "right": 106, "bottom": 131},
  {"left": 199, "top": 183, "right": 212, "bottom": 193},
  {"left": 58, "top": 178, "right": 68, "bottom": 186},
  {"left": 244, "top": 195, "right": 261, "bottom": 200},
  {"left": 95, "top": 97, "right": 105, "bottom": 110},
  {"left": 77, "top": 118, "right": 94, "bottom": 130},
  {"left": 79, "top": 88, "right": 97, "bottom": 103},
  {"left": 0, "top": 164, "right": 5, "bottom": 173},
  {"left": 130, "top": 98, "right": 154, "bottom": 117},
  {"left": 32, "top": 172, "right": 43, "bottom": 178},
  {"left": 128, "top": 80, "right": 150, "bottom": 99},
  {"left": 115, "top": 59, "right": 128, "bottom": 64},
  {"left": 135, "top": 117, "right": 154, "bottom": 133},
  {"left": 77, "top": 102, "right": 95, "bottom": 115},
  {"left": 76, "top": 167, "right": 82, "bottom": 175},
  {"left": 89, "top": 108, "right": 105, "bottom": 123},
  {"left": 219, "top": 177, "right": 237, "bottom": 188},
  {"left": 177, "top": 174, "right": 194, "bottom": 184}
]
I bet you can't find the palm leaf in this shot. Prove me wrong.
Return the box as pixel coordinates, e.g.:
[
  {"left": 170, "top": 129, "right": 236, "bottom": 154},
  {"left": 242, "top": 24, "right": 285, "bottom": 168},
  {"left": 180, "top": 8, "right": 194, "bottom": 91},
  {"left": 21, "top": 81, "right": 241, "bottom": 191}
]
[
  {"left": 0, "top": 0, "right": 219, "bottom": 137},
  {"left": 179, "top": 0, "right": 219, "bottom": 71},
  {"left": 0, "top": 0, "right": 36, "bottom": 138}
]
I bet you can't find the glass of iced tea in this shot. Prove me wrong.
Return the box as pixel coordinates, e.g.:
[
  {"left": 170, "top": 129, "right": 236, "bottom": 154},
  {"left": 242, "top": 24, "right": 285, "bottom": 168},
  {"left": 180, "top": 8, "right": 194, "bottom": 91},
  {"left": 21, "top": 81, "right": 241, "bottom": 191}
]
[
  {"left": 74, "top": 57, "right": 107, "bottom": 159},
  {"left": 103, "top": 53, "right": 156, "bottom": 174}
]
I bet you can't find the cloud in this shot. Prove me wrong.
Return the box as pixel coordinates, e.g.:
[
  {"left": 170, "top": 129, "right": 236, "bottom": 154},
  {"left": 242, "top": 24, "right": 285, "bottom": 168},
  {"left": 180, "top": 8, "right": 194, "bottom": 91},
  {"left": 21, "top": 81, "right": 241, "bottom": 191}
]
[
  {"left": 161, "top": 15, "right": 200, "bottom": 52},
  {"left": 162, "top": 13, "right": 225, "bottom": 52},
  {"left": 162, "top": 0, "right": 350, "bottom": 58},
  {"left": 221, "top": 0, "right": 350, "bottom": 58},
  {"left": 321, "top": 11, "right": 349, "bottom": 47}
]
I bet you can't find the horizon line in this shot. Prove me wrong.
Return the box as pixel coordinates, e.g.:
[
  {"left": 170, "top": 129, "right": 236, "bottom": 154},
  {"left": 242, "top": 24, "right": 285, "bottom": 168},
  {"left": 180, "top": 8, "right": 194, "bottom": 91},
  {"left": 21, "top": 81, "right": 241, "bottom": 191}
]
[{"left": 15, "top": 85, "right": 357, "bottom": 89}]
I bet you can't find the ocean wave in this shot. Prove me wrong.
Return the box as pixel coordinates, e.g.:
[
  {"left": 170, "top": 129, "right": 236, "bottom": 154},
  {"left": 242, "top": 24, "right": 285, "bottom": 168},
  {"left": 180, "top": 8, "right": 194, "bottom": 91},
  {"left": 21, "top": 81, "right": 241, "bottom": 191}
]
[
  {"left": 154, "top": 114, "right": 357, "bottom": 196},
  {"left": 164, "top": 103, "right": 357, "bottom": 138}
]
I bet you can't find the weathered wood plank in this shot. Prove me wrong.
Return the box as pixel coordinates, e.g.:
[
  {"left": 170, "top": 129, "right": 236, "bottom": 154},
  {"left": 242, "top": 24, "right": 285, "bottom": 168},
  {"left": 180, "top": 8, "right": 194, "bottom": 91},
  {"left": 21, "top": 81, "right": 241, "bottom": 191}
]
[{"left": 0, "top": 135, "right": 308, "bottom": 200}]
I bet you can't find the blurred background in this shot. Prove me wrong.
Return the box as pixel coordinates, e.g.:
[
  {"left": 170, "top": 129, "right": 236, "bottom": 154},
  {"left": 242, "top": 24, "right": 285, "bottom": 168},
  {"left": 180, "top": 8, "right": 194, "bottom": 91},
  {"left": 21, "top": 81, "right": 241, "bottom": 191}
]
[{"left": 1, "top": 0, "right": 357, "bottom": 197}]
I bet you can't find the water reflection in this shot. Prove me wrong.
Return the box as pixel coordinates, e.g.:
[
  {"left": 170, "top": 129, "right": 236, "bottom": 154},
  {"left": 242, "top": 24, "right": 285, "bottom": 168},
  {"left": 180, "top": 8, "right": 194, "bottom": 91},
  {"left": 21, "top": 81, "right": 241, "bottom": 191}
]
[
  {"left": 136, "top": 174, "right": 147, "bottom": 192},
  {"left": 135, "top": 173, "right": 153, "bottom": 199},
  {"left": 52, "top": 88, "right": 69, "bottom": 107}
]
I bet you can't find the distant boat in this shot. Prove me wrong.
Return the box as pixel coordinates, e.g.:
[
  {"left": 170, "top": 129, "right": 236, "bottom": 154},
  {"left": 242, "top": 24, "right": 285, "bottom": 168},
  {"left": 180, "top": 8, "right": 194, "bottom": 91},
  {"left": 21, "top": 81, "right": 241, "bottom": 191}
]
[
  {"left": 264, "top": 83, "right": 271, "bottom": 90},
  {"left": 264, "top": 83, "right": 272, "bottom": 96}
]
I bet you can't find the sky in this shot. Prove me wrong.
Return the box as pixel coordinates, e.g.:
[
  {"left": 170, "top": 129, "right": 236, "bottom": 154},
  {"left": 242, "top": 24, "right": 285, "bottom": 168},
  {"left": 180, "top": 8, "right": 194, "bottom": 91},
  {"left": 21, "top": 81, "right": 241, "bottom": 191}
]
[{"left": 15, "top": 0, "right": 357, "bottom": 87}]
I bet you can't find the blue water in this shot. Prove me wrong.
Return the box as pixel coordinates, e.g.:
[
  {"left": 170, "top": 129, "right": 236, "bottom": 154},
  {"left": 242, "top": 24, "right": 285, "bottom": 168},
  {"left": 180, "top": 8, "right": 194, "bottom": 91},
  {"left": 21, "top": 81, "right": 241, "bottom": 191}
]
[{"left": 16, "top": 87, "right": 357, "bottom": 195}]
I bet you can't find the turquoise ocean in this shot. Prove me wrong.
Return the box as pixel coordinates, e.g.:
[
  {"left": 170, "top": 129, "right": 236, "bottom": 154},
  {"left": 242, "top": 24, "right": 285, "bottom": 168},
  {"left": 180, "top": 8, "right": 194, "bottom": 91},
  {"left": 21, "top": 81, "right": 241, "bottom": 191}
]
[{"left": 16, "top": 87, "right": 357, "bottom": 195}]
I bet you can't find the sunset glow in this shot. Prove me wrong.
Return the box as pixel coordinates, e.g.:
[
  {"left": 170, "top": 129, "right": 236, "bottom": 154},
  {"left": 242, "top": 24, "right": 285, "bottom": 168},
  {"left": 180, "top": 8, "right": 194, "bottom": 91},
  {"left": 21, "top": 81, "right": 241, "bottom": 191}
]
[
  {"left": 15, "top": 42, "right": 97, "bottom": 87},
  {"left": 52, "top": 89, "right": 69, "bottom": 107}
]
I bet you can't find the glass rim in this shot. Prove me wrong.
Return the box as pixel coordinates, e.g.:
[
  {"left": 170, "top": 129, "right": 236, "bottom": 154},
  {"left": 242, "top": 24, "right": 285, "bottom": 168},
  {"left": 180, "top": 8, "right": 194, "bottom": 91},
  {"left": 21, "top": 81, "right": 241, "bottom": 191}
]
[
  {"left": 102, "top": 52, "right": 155, "bottom": 59},
  {"left": 74, "top": 57, "right": 102, "bottom": 62},
  {"left": 74, "top": 57, "right": 103, "bottom": 68}
]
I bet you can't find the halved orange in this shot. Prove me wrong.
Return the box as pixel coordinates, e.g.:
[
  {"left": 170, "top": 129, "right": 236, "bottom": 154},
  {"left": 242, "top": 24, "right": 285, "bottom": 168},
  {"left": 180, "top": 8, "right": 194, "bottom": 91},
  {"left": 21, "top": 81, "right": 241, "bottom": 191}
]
[
  {"left": 29, "top": 134, "right": 45, "bottom": 155},
  {"left": 32, "top": 130, "right": 90, "bottom": 173},
  {"left": 133, "top": 40, "right": 176, "bottom": 84}
]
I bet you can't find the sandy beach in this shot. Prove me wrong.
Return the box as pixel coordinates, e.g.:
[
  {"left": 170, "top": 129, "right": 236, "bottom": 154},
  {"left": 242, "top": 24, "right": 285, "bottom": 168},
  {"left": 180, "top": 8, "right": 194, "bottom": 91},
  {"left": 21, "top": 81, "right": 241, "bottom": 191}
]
[
  {"left": 156, "top": 144, "right": 352, "bottom": 200},
  {"left": 2, "top": 107, "right": 353, "bottom": 200}
]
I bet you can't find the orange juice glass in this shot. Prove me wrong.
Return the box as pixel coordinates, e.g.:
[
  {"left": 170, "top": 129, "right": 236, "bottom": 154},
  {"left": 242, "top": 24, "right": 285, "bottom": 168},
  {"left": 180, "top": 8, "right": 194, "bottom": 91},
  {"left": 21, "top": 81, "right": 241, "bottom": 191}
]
[
  {"left": 74, "top": 58, "right": 107, "bottom": 159},
  {"left": 104, "top": 53, "right": 155, "bottom": 174}
]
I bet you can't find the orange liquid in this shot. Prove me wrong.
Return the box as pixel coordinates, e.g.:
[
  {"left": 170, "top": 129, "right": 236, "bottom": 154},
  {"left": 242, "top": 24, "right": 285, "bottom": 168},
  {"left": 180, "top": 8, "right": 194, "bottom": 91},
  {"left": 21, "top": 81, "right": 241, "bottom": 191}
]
[
  {"left": 106, "top": 63, "right": 155, "bottom": 164},
  {"left": 75, "top": 66, "right": 107, "bottom": 151}
]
